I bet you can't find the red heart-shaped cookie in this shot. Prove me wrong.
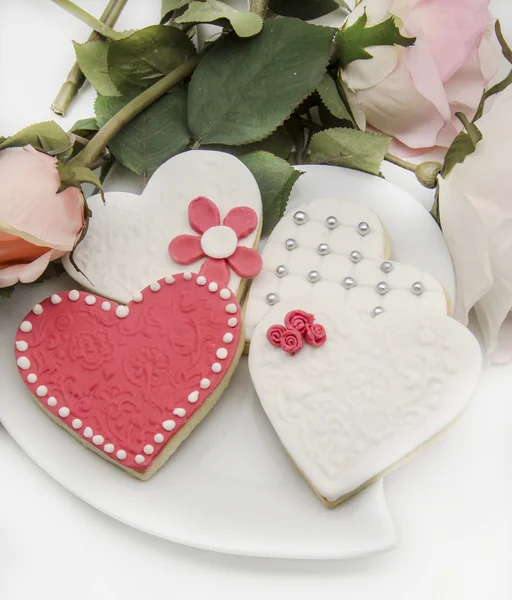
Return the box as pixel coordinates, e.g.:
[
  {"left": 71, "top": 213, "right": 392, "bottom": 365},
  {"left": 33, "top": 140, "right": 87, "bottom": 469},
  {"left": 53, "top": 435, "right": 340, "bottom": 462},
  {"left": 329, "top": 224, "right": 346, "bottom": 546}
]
[{"left": 14, "top": 272, "right": 243, "bottom": 479}]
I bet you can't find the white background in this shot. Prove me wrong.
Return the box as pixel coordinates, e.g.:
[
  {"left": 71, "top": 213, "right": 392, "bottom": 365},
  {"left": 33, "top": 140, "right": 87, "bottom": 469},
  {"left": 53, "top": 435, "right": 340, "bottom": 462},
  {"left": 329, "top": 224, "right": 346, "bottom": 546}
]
[{"left": 0, "top": 1, "right": 511, "bottom": 598}]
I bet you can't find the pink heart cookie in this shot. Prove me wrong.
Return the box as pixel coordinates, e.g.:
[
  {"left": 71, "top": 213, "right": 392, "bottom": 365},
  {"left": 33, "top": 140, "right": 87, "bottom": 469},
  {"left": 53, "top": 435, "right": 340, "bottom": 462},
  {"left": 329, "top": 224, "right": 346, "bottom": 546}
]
[{"left": 14, "top": 272, "right": 243, "bottom": 480}]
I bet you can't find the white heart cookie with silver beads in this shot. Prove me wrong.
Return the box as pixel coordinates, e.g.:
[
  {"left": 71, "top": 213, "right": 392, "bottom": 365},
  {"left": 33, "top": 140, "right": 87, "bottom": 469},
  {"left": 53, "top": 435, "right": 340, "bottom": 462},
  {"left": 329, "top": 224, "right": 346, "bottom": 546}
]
[
  {"left": 63, "top": 150, "right": 262, "bottom": 303},
  {"left": 245, "top": 199, "right": 448, "bottom": 341},
  {"left": 249, "top": 298, "right": 481, "bottom": 506}
]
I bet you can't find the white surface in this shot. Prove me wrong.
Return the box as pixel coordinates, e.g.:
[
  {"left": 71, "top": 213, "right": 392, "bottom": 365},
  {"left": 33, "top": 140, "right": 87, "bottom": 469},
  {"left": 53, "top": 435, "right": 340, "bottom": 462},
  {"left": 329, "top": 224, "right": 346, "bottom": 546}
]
[
  {"left": 0, "top": 0, "right": 511, "bottom": 598},
  {"left": 0, "top": 274, "right": 395, "bottom": 560},
  {"left": 245, "top": 173, "right": 452, "bottom": 338}
]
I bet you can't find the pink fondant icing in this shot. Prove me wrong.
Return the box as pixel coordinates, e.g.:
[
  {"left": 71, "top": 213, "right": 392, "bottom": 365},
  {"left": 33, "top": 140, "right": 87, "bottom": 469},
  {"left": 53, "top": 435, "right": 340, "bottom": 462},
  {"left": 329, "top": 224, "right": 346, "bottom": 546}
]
[{"left": 14, "top": 273, "right": 242, "bottom": 472}]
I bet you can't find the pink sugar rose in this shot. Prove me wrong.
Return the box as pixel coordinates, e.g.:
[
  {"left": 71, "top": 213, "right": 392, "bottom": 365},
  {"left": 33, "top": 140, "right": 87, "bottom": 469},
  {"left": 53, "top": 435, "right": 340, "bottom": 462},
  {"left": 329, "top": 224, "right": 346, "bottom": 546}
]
[
  {"left": 341, "top": 0, "right": 499, "bottom": 155},
  {"left": 284, "top": 309, "right": 314, "bottom": 335},
  {"left": 305, "top": 323, "right": 327, "bottom": 348},
  {"left": 280, "top": 329, "right": 303, "bottom": 355},
  {"left": 266, "top": 324, "right": 286, "bottom": 347},
  {"left": 0, "top": 146, "right": 84, "bottom": 287}
]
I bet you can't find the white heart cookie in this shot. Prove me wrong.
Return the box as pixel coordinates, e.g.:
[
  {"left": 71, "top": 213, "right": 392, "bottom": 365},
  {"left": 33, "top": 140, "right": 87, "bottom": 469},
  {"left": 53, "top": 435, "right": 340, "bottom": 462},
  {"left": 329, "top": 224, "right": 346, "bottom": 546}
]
[
  {"left": 249, "top": 299, "right": 481, "bottom": 506},
  {"left": 63, "top": 150, "right": 262, "bottom": 302},
  {"left": 245, "top": 199, "right": 448, "bottom": 341}
]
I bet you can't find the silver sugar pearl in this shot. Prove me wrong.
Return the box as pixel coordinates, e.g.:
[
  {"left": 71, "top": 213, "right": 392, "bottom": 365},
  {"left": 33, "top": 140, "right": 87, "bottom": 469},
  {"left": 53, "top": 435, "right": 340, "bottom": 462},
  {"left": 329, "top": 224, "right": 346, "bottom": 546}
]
[
  {"left": 317, "top": 243, "right": 330, "bottom": 256},
  {"left": 380, "top": 261, "right": 393, "bottom": 274},
  {"left": 376, "top": 281, "right": 390, "bottom": 295},
  {"left": 326, "top": 216, "right": 338, "bottom": 229},
  {"left": 357, "top": 222, "right": 370, "bottom": 236},
  {"left": 293, "top": 211, "right": 308, "bottom": 225},
  {"left": 266, "top": 293, "right": 279, "bottom": 305},
  {"left": 307, "top": 270, "right": 321, "bottom": 283},
  {"left": 372, "top": 306, "right": 385, "bottom": 317},
  {"left": 411, "top": 281, "right": 424, "bottom": 295},
  {"left": 275, "top": 265, "right": 288, "bottom": 278},
  {"left": 342, "top": 277, "right": 356, "bottom": 290},
  {"left": 285, "top": 238, "right": 297, "bottom": 251},
  {"left": 350, "top": 250, "right": 363, "bottom": 263}
]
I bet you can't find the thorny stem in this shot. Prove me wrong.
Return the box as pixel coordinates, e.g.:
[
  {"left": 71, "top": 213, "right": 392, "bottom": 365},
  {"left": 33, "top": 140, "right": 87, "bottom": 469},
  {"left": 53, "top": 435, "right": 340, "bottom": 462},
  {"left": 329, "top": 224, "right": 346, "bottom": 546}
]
[
  {"left": 51, "top": 0, "right": 128, "bottom": 116},
  {"left": 51, "top": 0, "right": 124, "bottom": 40},
  {"left": 69, "top": 56, "right": 201, "bottom": 168}
]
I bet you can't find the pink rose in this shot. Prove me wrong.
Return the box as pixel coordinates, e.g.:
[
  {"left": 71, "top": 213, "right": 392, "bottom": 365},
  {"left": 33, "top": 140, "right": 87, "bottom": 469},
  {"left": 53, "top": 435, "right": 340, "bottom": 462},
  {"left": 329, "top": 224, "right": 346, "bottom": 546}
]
[
  {"left": 340, "top": 0, "right": 499, "bottom": 155},
  {"left": 284, "top": 310, "right": 314, "bottom": 335},
  {"left": 305, "top": 323, "right": 327, "bottom": 348},
  {"left": 266, "top": 324, "right": 286, "bottom": 347},
  {"left": 280, "top": 329, "right": 303, "bottom": 355},
  {"left": 0, "top": 146, "right": 84, "bottom": 287}
]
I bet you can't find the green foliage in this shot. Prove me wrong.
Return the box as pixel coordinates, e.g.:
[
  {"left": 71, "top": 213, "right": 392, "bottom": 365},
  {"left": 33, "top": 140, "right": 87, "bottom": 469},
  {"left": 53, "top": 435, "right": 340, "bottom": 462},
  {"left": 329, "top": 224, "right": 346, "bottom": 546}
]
[
  {"left": 161, "top": 0, "right": 190, "bottom": 23},
  {"left": 107, "top": 25, "right": 196, "bottom": 94},
  {"left": 69, "top": 118, "right": 99, "bottom": 140},
  {"left": 239, "top": 151, "right": 302, "bottom": 236},
  {"left": 441, "top": 114, "right": 483, "bottom": 179},
  {"left": 269, "top": 0, "right": 350, "bottom": 20},
  {"left": 188, "top": 18, "right": 334, "bottom": 146},
  {"left": 176, "top": 1, "right": 263, "bottom": 37},
  {"left": 337, "top": 11, "right": 415, "bottom": 67},
  {"left": 74, "top": 40, "right": 120, "bottom": 96},
  {"left": 317, "top": 72, "right": 354, "bottom": 125},
  {"left": 57, "top": 162, "right": 105, "bottom": 202},
  {"left": 0, "top": 121, "right": 72, "bottom": 160},
  {"left": 309, "top": 127, "right": 391, "bottom": 176},
  {"left": 206, "top": 127, "right": 294, "bottom": 160},
  {"left": 95, "top": 90, "right": 191, "bottom": 178}
]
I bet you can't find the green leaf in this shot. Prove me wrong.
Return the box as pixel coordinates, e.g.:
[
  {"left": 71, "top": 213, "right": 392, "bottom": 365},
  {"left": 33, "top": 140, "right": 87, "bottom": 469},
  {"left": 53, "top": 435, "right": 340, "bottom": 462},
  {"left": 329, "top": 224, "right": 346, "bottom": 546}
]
[
  {"left": 176, "top": 1, "right": 263, "bottom": 38},
  {"left": 317, "top": 72, "right": 354, "bottom": 125},
  {"left": 95, "top": 90, "right": 191, "bottom": 178},
  {"left": 69, "top": 117, "right": 99, "bottom": 140},
  {"left": 0, "top": 286, "right": 15, "bottom": 299},
  {"left": 239, "top": 151, "right": 302, "bottom": 236},
  {"left": 441, "top": 113, "right": 483, "bottom": 179},
  {"left": 309, "top": 127, "right": 391, "bottom": 175},
  {"left": 188, "top": 18, "right": 334, "bottom": 146},
  {"left": 206, "top": 127, "right": 294, "bottom": 160},
  {"left": 73, "top": 40, "right": 120, "bottom": 96},
  {"left": 57, "top": 162, "right": 105, "bottom": 202},
  {"left": 161, "top": 0, "right": 190, "bottom": 22},
  {"left": 107, "top": 25, "right": 196, "bottom": 95},
  {"left": 337, "top": 11, "right": 415, "bottom": 67},
  {"left": 0, "top": 121, "right": 72, "bottom": 159},
  {"left": 269, "top": 0, "right": 350, "bottom": 20}
]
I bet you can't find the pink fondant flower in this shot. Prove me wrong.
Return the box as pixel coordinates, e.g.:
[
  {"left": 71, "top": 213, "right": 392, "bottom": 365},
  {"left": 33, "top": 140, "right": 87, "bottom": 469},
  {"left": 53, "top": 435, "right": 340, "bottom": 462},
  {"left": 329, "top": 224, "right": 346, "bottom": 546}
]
[
  {"left": 280, "top": 329, "right": 303, "bottom": 355},
  {"left": 168, "top": 196, "right": 262, "bottom": 286},
  {"left": 0, "top": 146, "right": 85, "bottom": 287},
  {"left": 266, "top": 324, "right": 286, "bottom": 347},
  {"left": 284, "top": 310, "right": 314, "bottom": 335},
  {"left": 305, "top": 323, "right": 327, "bottom": 348}
]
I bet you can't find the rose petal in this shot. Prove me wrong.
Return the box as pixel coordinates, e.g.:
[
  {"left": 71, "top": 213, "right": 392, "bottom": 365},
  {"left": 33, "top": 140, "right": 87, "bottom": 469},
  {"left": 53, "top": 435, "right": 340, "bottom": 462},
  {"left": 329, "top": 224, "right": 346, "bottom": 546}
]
[
  {"left": 226, "top": 247, "right": 262, "bottom": 279},
  {"left": 223, "top": 207, "right": 258, "bottom": 240},
  {"left": 0, "top": 249, "right": 60, "bottom": 287},
  {"left": 199, "top": 257, "right": 230, "bottom": 286},
  {"left": 0, "top": 231, "right": 50, "bottom": 268},
  {"left": 168, "top": 234, "right": 204, "bottom": 264},
  {"left": 188, "top": 196, "right": 220, "bottom": 234}
]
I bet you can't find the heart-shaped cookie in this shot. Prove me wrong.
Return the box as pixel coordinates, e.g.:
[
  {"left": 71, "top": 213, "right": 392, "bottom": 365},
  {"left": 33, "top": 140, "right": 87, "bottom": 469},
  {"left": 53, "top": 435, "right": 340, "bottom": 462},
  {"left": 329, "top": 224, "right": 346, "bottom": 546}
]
[
  {"left": 245, "top": 199, "right": 448, "bottom": 341},
  {"left": 249, "top": 298, "right": 481, "bottom": 506},
  {"left": 62, "top": 150, "right": 262, "bottom": 303},
  {"left": 14, "top": 272, "right": 243, "bottom": 479}
]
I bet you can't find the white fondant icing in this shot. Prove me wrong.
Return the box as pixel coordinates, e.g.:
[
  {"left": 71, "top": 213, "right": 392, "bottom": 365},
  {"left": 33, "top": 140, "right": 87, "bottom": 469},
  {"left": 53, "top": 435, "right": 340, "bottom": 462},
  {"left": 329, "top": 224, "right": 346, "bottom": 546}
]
[
  {"left": 200, "top": 378, "right": 210, "bottom": 389},
  {"left": 201, "top": 225, "right": 238, "bottom": 259},
  {"left": 62, "top": 151, "right": 262, "bottom": 302},
  {"left": 58, "top": 407, "right": 70, "bottom": 418},
  {"left": 150, "top": 282, "right": 161, "bottom": 292},
  {"left": 36, "top": 385, "right": 47, "bottom": 397},
  {"left": 173, "top": 408, "right": 186, "bottom": 417},
  {"left": 116, "top": 450, "right": 127, "bottom": 460},
  {"left": 72, "top": 418, "right": 82, "bottom": 429},
  {"left": 32, "top": 304, "right": 43, "bottom": 315},
  {"left": 208, "top": 282, "right": 218, "bottom": 292},
  {"left": 17, "top": 356, "right": 30, "bottom": 370},
  {"left": 20, "top": 321, "right": 32, "bottom": 333},
  {"left": 220, "top": 288, "right": 231, "bottom": 300},
  {"left": 188, "top": 391, "right": 199, "bottom": 403},
  {"left": 85, "top": 295, "right": 96, "bottom": 305},
  {"left": 245, "top": 199, "right": 449, "bottom": 341},
  {"left": 115, "top": 305, "right": 129, "bottom": 319},
  {"left": 27, "top": 374, "right": 37, "bottom": 384},
  {"left": 162, "top": 420, "right": 176, "bottom": 431},
  {"left": 51, "top": 294, "right": 62, "bottom": 304},
  {"left": 68, "top": 290, "right": 80, "bottom": 301},
  {"left": 249, "top": 299, "right": 482, "bottom": 502},
  {"left": 47, "top": 397, "right": 57, "bottom": 407}
]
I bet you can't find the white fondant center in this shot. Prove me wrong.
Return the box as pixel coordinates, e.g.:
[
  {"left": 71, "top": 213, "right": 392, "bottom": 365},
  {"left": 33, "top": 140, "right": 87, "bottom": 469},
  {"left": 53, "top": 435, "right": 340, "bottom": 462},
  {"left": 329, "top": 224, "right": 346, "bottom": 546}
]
[{"left": 200, "top": 226, "right": 237, "bottom": 259}]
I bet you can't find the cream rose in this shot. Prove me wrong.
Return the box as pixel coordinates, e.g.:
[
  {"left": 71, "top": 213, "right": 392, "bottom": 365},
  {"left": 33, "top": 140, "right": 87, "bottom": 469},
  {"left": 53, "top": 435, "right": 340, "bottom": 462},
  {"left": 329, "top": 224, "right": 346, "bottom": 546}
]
[
  {"left": 0, "top": 146, "right": 84, "bottom": 287},
  {"left": 341, "top": 0, "right": 499, "bottom": 155}
]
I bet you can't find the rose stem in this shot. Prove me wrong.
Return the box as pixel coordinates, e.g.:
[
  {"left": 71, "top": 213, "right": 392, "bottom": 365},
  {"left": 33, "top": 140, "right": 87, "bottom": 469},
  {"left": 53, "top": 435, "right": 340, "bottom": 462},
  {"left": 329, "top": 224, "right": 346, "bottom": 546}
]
[
  {"left": 69, "top": 56, "right": 201, "bottom": 169},
  {"left": 51, "top": 0, "right": 124, "bottom": 40},
  {"left": 51, "top": 0, "right": 128, "bottom": 116},
  {"left": 250, "top": 0, "right": 269, "bottom": 19},
  {"left": 384, "top": 153, "right": 417, "bottom": 173}
]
